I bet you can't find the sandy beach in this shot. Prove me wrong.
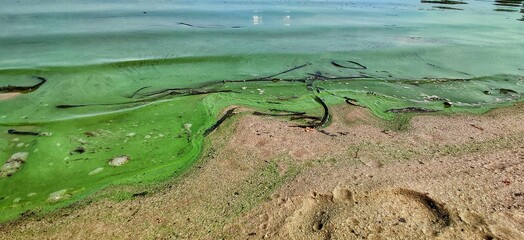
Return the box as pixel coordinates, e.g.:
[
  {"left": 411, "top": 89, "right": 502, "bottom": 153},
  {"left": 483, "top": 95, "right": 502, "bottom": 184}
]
[{"left": 1, "top": 102, "right": 523, "bottom": 239}]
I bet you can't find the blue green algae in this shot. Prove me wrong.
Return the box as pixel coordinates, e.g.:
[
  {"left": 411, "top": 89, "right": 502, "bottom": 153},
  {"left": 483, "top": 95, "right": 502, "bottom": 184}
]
[{"left": 1, "top": 0, "right": 524, "bottom": 223}]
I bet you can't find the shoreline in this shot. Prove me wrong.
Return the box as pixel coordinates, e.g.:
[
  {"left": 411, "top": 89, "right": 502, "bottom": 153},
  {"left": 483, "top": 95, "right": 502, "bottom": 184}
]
[{"left": 1, "top": 102, "right": 524, "bottom": 239}]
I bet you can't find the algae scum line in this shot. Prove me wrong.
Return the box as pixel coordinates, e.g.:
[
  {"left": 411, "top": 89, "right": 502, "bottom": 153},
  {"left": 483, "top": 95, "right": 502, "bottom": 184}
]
[{"left": 1, "top": 0, "right": 524, "bottom": 223}]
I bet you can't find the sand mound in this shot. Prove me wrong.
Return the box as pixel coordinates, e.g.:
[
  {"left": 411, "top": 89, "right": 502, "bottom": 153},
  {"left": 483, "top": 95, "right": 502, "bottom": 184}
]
[
  {"left": 246, "top": 185, "right": 523, "bottom": 240},
  {"left": 283, "top": 187, "right": 453, "bottom": 239}
]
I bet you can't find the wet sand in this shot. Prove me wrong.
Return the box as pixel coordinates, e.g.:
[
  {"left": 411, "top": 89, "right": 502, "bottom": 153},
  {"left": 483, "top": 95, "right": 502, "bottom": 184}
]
[
  {"left": 0, "top": 93, "right": 21, "bottom": 101},
  {"left": 1, "top": 103, "right": 523, "bottom": 239}
]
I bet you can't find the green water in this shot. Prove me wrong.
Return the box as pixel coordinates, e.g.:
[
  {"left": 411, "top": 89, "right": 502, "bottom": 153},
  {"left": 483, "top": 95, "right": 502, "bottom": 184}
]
[{"left": 1, "top": 0, "right": 523, "bottom": 223}]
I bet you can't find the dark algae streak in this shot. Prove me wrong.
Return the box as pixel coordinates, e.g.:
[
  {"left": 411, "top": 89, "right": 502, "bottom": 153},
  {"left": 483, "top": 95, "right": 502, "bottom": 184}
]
[
  {"left": 7, "top": 129, "right": 41, "bottom": 136},
  {"left": 0, "top": 76, "right": 46, "bottom": 94},
  {"left": 204, "top": 107, "right": 237, "bottom": 136}
]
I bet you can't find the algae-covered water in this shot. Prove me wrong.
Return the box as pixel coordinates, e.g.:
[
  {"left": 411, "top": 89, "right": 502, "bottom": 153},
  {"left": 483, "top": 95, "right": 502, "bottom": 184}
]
[{"left": 1, "top": 0, "right": 523, "bottom": 223}]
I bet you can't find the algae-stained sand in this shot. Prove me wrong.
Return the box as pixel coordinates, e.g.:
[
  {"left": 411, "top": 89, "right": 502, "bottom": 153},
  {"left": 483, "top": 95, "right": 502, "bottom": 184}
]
[
  {"left": 1, "top": 0, "right": 524, "bottom": 239},
  {"left": 1, "top": 103, "right": 524, "bottom": 239}
]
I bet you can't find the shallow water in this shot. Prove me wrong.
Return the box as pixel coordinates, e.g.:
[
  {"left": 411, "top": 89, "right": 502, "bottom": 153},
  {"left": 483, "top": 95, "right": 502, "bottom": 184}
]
[{"left": 0, "top": 0, "right": 523, "bottom": 222}]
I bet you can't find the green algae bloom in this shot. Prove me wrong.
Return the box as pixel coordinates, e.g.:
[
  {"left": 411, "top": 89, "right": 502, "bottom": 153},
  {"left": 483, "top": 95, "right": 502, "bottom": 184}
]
[{"left": 1, "top": 0, "right": 523, "bottom": 223}]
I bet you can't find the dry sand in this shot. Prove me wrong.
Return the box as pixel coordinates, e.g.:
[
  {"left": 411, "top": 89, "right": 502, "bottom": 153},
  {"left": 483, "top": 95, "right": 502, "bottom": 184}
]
[{"left": 1, "top": 103, "right": 523, "bottom": 239}]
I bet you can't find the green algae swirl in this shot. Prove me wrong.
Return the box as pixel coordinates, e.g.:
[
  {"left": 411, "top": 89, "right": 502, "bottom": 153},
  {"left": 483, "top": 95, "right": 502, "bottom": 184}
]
[
  {"left": 1, "top": 53, "right": 523, "bottom": 222},
  {"left": 1, "top": 0, "right": 524, "bottom": 223}
]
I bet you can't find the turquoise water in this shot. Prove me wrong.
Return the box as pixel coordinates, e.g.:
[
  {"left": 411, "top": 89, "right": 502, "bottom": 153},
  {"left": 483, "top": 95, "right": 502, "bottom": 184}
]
[
  {"left": 1, "top": 0, "right": 523, "bottom": 71},
  {"left": 0, "top": 0, "right": 523, "bottom": 223}
]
